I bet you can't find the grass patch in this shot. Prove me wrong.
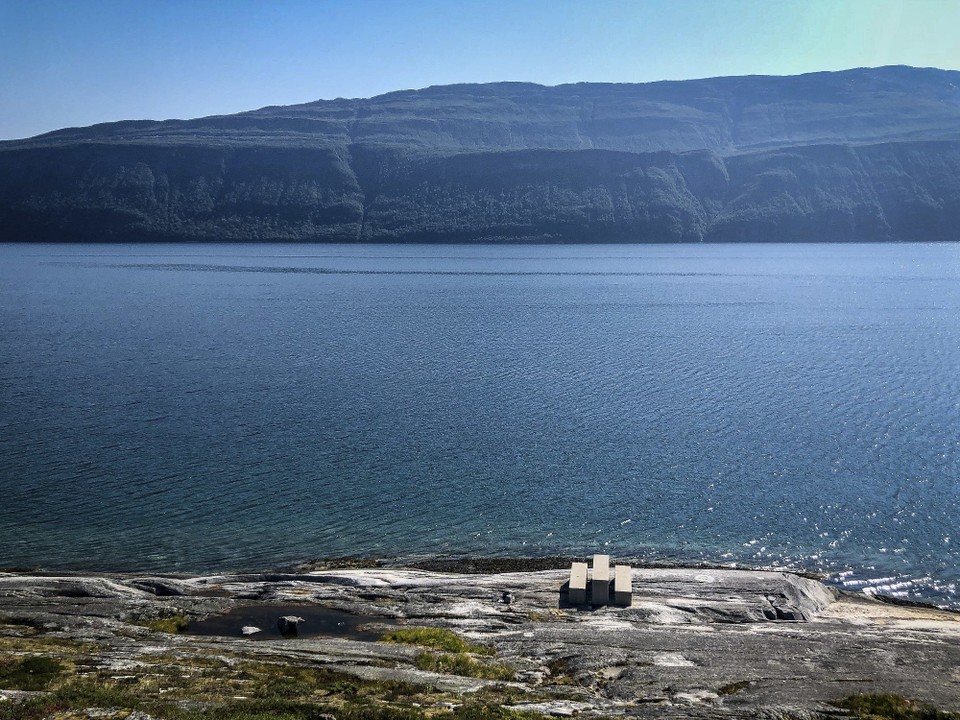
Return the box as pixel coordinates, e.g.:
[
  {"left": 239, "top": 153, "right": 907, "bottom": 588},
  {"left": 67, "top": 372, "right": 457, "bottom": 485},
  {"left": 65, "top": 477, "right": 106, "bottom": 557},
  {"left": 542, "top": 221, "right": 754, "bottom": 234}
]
[
  {"left": 139, "top": 698, "right": 428, "bottom": 720},
  {"left": 415, "top": 652, "right": 514, "bottom": 681},
  {"left": 0, "top": 655, "right": 64, "bottom": 690},
  {"left": 832, "top": 694, "right": 960, "bottom": 720},
  {"left": 718, "top": 679, "right": 752, "bottom": 696},
  {"left": 141, "top": 613, "right": 190, "bottom": 633},
  {"left": 0, "top": 640, "right": 537, "bottom": 720},
  {"left": 0, "top": 680, "right": 146, "bottom": 720},
  {"left": 53, "top": 679, "right": 143, "bottom": 708},
  {"left": 0, "top": 634, "right": 93, "bottom": 654},
  {"left": 454, "top": 707, "right": 548, "bottom": 720},
  {"left": 165, "top": 700, "right": 549, "bottom": 720},
  {"left": 251, "top": 665, "right": 332, "bottom": 701},
  {"left": 0, "top": 674, "right": 550, "bottom": 720},
  {"left": 0, "top": 696, "right": 68, "bottom": 720},
  {"left": 381, "top": 627, "right": 493, "bottom": 655},
  {"left": 249, "top": 662, "right": 424, "bottom": 703}
]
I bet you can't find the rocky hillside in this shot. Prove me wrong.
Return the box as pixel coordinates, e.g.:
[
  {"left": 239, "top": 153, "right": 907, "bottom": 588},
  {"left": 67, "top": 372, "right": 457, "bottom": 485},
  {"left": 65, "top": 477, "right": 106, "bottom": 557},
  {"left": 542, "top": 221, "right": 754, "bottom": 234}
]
[{"left": 2, "top": 66, "right": 959, "bottom": 242}]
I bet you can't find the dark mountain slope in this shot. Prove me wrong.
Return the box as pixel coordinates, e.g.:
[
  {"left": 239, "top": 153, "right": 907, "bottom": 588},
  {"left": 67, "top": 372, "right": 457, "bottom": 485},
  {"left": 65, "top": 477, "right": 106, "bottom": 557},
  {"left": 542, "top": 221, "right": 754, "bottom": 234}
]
[
  {"left": 359, "top": 140, "right": 960, "bottom": 243},
  {"left": 0, "top": 144, "right": 364, "bottom": 241},
  {"left": 2, "top": 66, "right": 959, "bottom": 243}
]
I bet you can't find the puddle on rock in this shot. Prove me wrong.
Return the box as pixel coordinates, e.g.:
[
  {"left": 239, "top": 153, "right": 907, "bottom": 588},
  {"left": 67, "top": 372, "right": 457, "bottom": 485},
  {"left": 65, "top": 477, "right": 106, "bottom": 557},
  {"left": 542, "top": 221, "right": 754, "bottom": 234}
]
[{"left": 186, "top": 605, "right": 398, "bottom": 640}]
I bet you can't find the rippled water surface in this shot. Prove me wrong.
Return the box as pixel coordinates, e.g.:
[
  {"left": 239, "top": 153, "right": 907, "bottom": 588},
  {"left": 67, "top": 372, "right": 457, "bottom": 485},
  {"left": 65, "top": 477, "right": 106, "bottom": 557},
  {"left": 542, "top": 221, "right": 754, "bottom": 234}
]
[{"left": 2, "top": 243, "right": 959, "bottom": 606}]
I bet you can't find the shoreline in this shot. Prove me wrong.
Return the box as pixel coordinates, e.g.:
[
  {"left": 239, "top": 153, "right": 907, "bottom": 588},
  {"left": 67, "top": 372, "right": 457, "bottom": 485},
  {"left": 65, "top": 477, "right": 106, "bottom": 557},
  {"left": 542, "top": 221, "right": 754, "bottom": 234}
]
[
  {"left": 5, "top": 554, "right": 954, "bottom": 615},
  {"left": 2, "top": 565, "right": 960, "bottom": 717}
]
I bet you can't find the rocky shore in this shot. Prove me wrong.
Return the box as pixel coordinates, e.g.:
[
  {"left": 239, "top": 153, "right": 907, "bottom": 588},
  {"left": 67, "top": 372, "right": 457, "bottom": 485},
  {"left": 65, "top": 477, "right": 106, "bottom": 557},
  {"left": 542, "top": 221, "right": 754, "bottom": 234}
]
[{"left": 1, "top": 565, "right": 959, "bottom": 718}]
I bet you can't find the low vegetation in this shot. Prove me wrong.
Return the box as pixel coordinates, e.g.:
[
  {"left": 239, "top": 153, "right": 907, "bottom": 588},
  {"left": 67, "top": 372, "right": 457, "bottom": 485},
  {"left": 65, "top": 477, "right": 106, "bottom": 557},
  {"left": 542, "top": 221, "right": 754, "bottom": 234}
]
[
  {"left": 0, "top": 680, "right": 545, "bottom": 720},
  {"left": 381, "top": 626, "right": 494, "bottom": 655},
  {"left": 832, "top": 694, "right": 960, "bottom": 720},
  {"left": 379, "top": 627, "right": 512, "bottom": 681},
  {"left": 0, "top": 655, "right": 64, "bottom": 690},
  {"left": 0, "top": 629, "right": 542, "bottom": 720},
  {"left": 250, "top": 663, "right": 423, "bottom": 703},
  {"left": 140, "top": 613, "right": 190, "bottom": 633},
  {"left": 8, "top": 623, "right": 958, "bottom": 720},
  {"left": 543, "top": 657, "right": 577, "bottom": 686},
  {"left": 414, "top": 652, "right": 515, "bottom": 681}
]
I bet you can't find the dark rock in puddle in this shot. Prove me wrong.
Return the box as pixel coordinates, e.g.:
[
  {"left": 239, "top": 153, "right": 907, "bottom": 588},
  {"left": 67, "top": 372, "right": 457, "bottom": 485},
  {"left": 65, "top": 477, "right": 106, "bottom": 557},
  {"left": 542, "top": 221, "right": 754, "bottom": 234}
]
[
  {"left": 277, "top": 615, "right": 305, "bottom": 635},
  {"left": 186, "top": 605, "right": 398, "bottom": 641}
]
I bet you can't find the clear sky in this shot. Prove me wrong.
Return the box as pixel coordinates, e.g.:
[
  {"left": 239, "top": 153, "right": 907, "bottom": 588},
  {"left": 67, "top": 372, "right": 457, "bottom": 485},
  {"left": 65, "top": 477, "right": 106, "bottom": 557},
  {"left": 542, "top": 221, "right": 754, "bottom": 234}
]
[{"left": 2, "top": 0, "right": 959, "bottom": 140}]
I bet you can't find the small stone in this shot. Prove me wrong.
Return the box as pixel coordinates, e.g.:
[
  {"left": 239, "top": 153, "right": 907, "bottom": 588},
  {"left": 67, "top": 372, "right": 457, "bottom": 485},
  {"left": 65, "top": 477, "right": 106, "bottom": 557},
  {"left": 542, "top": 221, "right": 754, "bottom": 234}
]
[{"left": 241, "top": 625, "right": 261, "bottom": 636}]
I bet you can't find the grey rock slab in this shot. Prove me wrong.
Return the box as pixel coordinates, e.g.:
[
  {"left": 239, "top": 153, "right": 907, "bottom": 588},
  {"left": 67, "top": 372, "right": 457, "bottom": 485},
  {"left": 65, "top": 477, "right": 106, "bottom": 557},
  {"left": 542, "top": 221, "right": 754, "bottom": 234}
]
[
  {"left": 510, "top": 700, "right": 599, "bottom": 716},
  {"left": 333, "top": 663, "right": 525, "bottom": 694},
  {"left": 185, "top": 634, "right": 422, "bottom": 666},
  {"left": 2, "top": 567, "right": 959, "bottom": 716}
]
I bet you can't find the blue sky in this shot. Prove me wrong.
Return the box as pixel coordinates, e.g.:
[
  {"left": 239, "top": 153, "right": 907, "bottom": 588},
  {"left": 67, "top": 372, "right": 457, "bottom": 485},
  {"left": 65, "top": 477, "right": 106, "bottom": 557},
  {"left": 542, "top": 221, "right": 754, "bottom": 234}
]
[{"left": 2, "top": 0, "right": 959, "bottom": 140}]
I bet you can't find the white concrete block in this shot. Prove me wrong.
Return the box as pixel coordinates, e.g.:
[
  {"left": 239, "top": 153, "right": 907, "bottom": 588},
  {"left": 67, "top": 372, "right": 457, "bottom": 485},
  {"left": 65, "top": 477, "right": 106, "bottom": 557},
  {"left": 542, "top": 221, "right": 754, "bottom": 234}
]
[
  {"left": 614, "top": 564, "right": 632, "bottom": 606},
  {"left": 569, "top": 562, "right": 588, "bottom": 605},
  {"left": 591, "top": 554, "right": 610, "bottom": 605}
]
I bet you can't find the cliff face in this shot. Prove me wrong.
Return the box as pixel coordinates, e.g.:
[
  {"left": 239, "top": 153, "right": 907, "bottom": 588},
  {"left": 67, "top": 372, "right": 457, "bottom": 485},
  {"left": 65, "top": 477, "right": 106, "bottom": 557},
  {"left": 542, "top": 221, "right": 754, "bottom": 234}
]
[{"left": 2, "top": 66, "right": 960, "bottom": 243}]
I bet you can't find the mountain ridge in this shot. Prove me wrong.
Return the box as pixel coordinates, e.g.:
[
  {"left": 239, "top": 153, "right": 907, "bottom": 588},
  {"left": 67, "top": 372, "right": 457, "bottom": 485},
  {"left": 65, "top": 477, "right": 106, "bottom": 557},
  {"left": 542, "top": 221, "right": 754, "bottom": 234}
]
[{"left": 2, "top": 66, "right": 959, "bottom": 243}]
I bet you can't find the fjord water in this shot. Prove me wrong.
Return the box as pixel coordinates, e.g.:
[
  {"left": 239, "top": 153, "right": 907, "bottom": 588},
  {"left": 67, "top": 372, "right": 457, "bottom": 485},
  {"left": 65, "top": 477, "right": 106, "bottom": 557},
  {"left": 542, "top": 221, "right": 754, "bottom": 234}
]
[{"left": 1, "top": 243, "right": 959, "bottom": 607}]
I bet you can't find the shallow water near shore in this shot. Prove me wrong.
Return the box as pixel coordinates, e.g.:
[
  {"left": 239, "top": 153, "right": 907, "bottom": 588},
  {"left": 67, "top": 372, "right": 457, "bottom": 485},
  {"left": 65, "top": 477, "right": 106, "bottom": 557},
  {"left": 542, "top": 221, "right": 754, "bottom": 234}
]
[{"left": 1, "top": 242, "right": 959, "bottom": 607}]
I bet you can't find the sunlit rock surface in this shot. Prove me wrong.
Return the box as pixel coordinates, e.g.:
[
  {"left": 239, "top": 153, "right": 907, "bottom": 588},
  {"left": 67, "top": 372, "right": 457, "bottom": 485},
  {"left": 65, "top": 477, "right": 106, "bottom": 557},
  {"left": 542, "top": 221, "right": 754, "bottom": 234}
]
[{"left": 2, "top": 566, "right": 959, "bottom": 717}]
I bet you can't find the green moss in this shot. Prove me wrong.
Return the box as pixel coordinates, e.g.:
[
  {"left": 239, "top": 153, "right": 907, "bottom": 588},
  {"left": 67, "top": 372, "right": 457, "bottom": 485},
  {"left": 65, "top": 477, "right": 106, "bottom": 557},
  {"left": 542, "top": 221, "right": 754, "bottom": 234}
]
[
  {"left": 414, "top": 652, "right": 514, "bottom": 681},
  {"left": 381, "top": 627, "right": 493, "bottom": 655},
  {"left": 0, "top": 655, "right": 64, "bottom": 690},
  {"left": 832, "top": 694, "right": 960, "bottom": 720}
]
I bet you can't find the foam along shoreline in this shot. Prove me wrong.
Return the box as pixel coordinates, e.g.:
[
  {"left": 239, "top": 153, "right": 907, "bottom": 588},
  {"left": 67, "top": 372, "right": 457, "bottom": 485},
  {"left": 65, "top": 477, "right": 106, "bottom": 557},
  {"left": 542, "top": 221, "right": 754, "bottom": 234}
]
[{"left": 1, "top": 566, "right": 960, "bottom": 717}]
